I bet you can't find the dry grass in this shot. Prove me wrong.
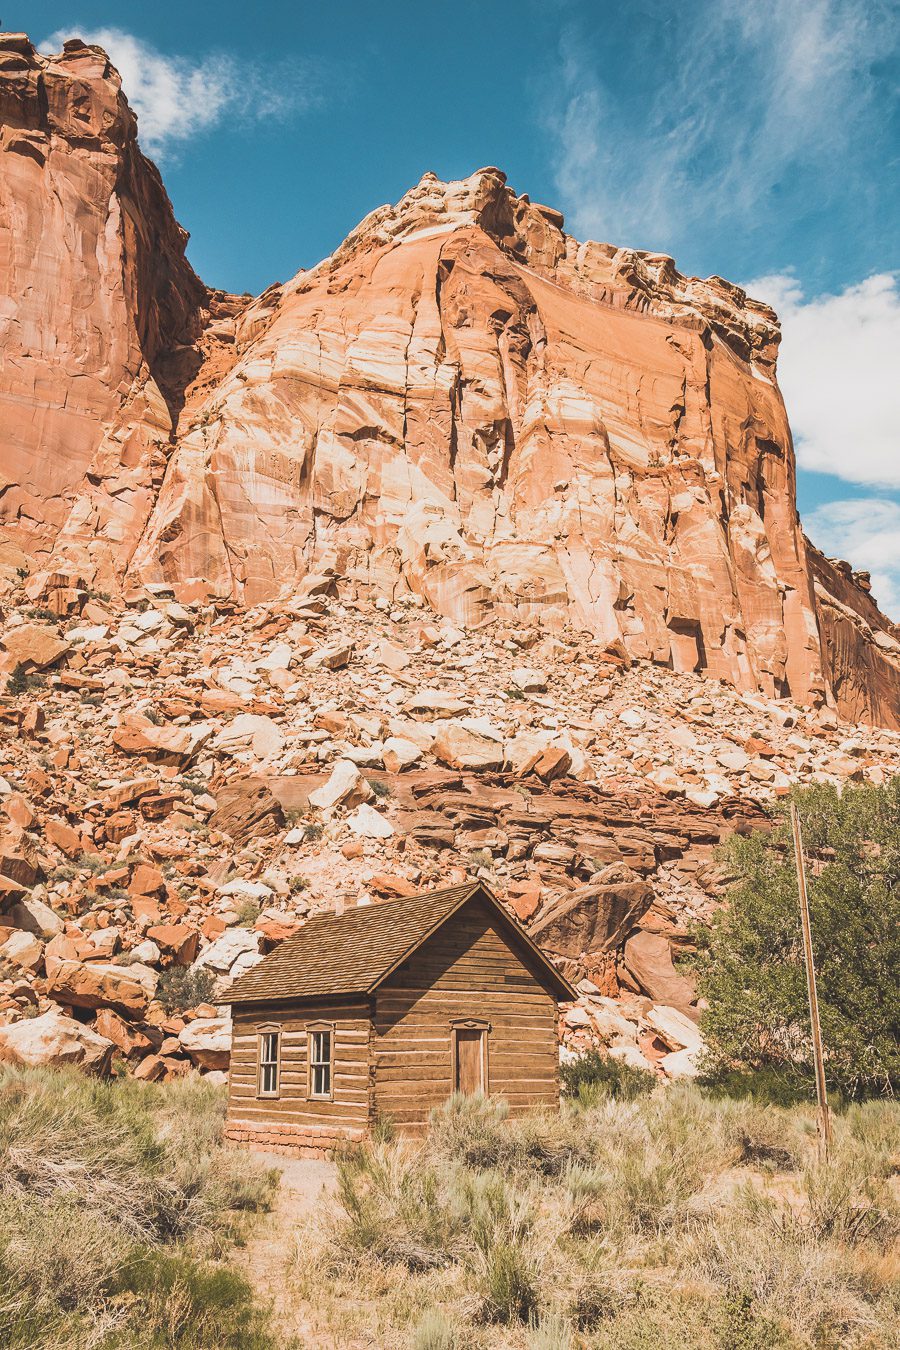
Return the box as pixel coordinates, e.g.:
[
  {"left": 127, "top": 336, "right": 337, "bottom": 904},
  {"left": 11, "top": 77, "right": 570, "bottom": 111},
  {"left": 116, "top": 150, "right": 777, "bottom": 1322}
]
[
  {"left": 0, "top": 1065, "right": 283, "bottom": 1349},
  {"left": 286, "top": 1088, "right": 900, "bottom": 1349}
]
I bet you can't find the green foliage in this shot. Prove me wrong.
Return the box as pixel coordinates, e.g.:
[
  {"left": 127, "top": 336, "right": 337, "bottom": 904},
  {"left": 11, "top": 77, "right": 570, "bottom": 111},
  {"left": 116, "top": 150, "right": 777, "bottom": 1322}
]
[
  {"left": 109, "top": 1247, "right": 275, "bottom": 1348},
  {"left": 5, "top": 663, "right": 45, "bottom": 695},
  {"left": 698, "top": 781, "right": 900, "bottom": 1098},
  {"left": 560, "top": 1049, "right": 656, "bottom": 1103},
  {"left": 233, "top": 899, "right": 261, "bottom": 928},
  {"left": 156, "top": 964, "right": 216, "bottom": 1014},
  {"left": 0, "top": 1067, "right": 279, "bottom": 1349}
]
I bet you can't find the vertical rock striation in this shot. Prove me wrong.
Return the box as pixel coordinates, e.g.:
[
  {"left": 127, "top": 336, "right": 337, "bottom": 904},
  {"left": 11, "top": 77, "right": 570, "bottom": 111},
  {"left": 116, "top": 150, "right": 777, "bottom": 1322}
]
[
  {"left": 0, "top": 34, "right": 207, "bottom": 586},
  {"left": 1, "top": 35, "right": 898, "bottom": 727}
]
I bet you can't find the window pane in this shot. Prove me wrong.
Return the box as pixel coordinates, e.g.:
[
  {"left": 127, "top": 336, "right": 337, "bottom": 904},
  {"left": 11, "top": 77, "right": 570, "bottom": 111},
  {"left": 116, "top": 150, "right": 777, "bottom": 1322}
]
[
  {"left": 309, "top": 1030, "right": 331, "bottom": 1096},
  {"left": 259, "top": 1032, "right": 279, "bottom": 1094}
]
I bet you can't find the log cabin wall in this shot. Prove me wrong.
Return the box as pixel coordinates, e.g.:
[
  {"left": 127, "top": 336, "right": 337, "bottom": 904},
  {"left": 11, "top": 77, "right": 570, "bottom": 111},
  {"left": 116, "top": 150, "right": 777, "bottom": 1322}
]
[
  {"left": 372, "top": 897, "right": 560, "bottom": 1133},
  {"left": 225, "top": 996, "right": 371, "bottom": 1156}
]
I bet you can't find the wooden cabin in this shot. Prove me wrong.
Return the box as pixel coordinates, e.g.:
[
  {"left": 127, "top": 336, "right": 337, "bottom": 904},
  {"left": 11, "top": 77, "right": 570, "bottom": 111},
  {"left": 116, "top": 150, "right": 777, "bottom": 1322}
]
[{"left": 224, "top": 881, "right": 575, "bottom": 1155}]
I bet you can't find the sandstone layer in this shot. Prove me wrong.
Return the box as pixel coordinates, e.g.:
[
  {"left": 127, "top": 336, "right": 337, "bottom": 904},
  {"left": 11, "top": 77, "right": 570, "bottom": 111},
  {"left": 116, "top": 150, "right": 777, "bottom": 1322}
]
[{"left": 1, "top": 33, "right": 898, "bottom": 728}]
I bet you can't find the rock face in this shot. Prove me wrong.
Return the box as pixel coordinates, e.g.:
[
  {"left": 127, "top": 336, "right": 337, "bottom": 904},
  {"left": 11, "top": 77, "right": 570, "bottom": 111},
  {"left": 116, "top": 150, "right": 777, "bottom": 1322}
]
[
  {"left": 0, "top": 34, "right": 206, "bottom": 583},
  {"left": 1, "top": 32, "right": 898, "bottom": 728}
]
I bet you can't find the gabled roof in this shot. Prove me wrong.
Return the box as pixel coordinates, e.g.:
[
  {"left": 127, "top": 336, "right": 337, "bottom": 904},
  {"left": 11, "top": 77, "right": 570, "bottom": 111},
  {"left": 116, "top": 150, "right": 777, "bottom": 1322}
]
[{"left": 225, "top": 881, "right": 576, "bottom": 1005}]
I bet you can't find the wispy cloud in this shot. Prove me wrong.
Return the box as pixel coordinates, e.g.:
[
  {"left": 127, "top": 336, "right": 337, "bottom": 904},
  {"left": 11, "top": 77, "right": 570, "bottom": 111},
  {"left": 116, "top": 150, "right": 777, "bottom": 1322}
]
[
  {"left": 40, "top": 27, "right": 322, "bottom": 160},
  {"left": 549, "top": 0, "right": 897, "bottom": 251},
  {"left": 806, "top": 498, "right": 900, "bottom": 616},
  {"left": 744, "top": 272, "right": 900, "bottom": 490}
]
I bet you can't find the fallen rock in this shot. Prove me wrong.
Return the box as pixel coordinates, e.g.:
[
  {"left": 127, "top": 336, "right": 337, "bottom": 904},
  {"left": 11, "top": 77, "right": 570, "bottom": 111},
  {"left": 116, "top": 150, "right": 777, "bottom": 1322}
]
[
  {"left": 0, "top": 1010, "right": 113, "bottom": 1073},
  {"left": 646, "top": 1004, "right": 704, "bottom": 1052},
  {"left": 622, "top": 931, "right": 696, "bottom": 1010},
  {"left": 382, "top": 736, "right": 423, "bottom": 772},
  {"left": 1, "top": 624, "right": 70, "bottom": 670},
  {"left": 0, "top": 928, "right": 43, "bottom": 970},
  {"left": 346, "top": 803, "right": 395, "bottom": 838},
  {"left": 178, "top": 1015, "right": 231, "bottom": 1070},
  {"left": 213, "top": 714, "right": 285, "bottom": 760},
  {"left": 308, "top": 759, "right": 374, "bottom": 811},
  {"left": 46, "top": 960, "right": 152, "bottom": 1018},
  {"left": 432, "top": 721, "right": 504, "bottom": 771},
  {"left": 531, "top": 865, "right": 653, "bottom": 959},
  {"left": 208, "top": 778, "right": 284, "bottom": 842}
]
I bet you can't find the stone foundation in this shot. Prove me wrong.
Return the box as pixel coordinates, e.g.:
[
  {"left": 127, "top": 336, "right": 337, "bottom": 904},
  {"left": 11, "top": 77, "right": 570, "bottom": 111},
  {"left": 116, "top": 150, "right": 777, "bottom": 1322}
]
[{"left": 225, "top": 1119, "right": 366, "bottom": 1158}]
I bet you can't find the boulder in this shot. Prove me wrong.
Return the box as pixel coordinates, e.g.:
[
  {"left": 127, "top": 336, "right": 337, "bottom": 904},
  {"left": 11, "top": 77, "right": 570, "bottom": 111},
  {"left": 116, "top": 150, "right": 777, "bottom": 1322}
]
[
  {"left": 46, "top": 960, "right": 152, "bottom": 1018},
  {"left": 0, "top": 1010, "right": 114, "bottom": 1073},
  {"left": 622, "top": 931, "right": 696, "bottom": 1010},
  {"left": 1, "top": 624, "right": 70, "bottom": 670},
  {"left": 147, "top": 923, "right": 200, "bottom": 966},
  {"left": 402, "top": 691, "right": 470, "bottom": 720},
  {"left": 382, "top": 737, "right": 423, "bottom": 772},
  {"left": 3, "top": 894, "right": 65, "bottom": 938},
  {"left": 645, "top": 1004, "right": 704, "bottom": 1052},
  {"left": 308, "top": 759, "right": 373, "bottom": 810},
  {"left": 113, "top": 720, "right": 212, "bottom": 766},
  {"left": 192, "top": 928, "right": 260, "bottom": 975},
  {"left": 346, "top": 803, "right": 395, "bottom": 838},
  {"left": 0, "top": 928, "right": 43, "bottom": 970},
  {"left": 432, "top": 720, "right": 504, "bottom": 771},
  {"left": 213, "top": 713, "right": 285, "bottom": 760},
  {"left": 208, "top": 778, "right": 284, "bottom": 842},
  {"left": 178, "top": 1016, "right": 231, "bottom": 1070},
  {"left": 530, "top": 865, "right": 653, "bottom": 959}
]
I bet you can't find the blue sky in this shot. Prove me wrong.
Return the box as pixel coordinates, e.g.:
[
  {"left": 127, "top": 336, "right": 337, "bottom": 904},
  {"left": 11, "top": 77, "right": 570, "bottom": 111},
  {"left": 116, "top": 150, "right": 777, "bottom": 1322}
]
[{"left": 19, "top": 0, "right": 900, "bottom": 612}]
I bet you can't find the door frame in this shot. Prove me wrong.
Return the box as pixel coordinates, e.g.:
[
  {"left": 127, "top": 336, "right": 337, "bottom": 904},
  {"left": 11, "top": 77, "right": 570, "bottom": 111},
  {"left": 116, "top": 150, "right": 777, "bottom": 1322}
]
[{"left": 450, "top": 1018, "right": 491, "bottom": 1095}]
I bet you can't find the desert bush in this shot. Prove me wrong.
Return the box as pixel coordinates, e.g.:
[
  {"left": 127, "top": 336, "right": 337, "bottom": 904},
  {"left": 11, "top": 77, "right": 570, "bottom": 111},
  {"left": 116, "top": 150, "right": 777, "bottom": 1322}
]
[
  {"left": 156, "top": 964, "right": 217, "bottom": 1014},
  {"left": 0, "top": 1066, "right": 279, "bottom": 1349},
  {"left": 5, "top": 662, "right": 45, "bottom": 695},
  {"left": 560, "top": 1048, "right": 656, "bottom": 1103},
  {"left": 409, "top": 1308, "right": 460, "bottom": 1350},
  {"left": 311, "top": 1085, "right": 900, "bottom": 1349}
]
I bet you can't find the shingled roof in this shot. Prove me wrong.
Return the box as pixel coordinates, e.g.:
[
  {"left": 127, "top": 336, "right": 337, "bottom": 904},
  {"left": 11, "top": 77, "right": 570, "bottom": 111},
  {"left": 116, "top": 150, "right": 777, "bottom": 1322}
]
[{"left": 225, "top": 881, "right": 576, "bottom": 1004}]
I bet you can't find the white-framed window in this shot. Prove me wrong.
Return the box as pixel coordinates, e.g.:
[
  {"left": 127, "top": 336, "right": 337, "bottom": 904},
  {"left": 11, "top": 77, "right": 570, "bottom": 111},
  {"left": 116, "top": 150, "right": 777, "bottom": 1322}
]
[
  {"left": 308, "top": 1024, "right": 333, "bottom": 1100},
  {"left": 257, "top": 1030, "right": 280, "bottom": 1097}
]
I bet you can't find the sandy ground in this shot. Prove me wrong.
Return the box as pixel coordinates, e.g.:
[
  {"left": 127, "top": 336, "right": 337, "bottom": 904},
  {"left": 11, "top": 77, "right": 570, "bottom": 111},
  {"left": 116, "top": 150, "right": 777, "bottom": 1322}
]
[{"left": 240, "top": 1152, "right": 340, "bottom": 1347}]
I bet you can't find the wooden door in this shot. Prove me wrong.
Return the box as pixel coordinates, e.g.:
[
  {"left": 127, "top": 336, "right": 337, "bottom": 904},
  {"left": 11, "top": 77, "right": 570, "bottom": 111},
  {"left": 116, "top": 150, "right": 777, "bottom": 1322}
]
[{"left": 455, "top": 1028, "right": 484, "bottom": 1095}]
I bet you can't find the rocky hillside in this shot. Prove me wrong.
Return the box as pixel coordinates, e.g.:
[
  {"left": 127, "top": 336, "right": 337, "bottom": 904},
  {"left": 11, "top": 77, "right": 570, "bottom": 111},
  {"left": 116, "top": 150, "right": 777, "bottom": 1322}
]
[
  {"left": 0, "top": 32, "right": 898, "bottom": 1084},
  {"left": 0, "top": 569, "right": 898, "bottom": 1081},
  {"left": 1, "top": 33, "right": 899, "bottom": 731}
]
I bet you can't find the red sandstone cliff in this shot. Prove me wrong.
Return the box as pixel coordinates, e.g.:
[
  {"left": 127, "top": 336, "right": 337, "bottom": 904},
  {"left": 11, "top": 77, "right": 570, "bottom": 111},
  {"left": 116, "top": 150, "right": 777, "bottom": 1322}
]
[
  {"left": 0, "top": 34, "right": 207, "bottom": 579},
  {"left": 1, "top": 33, "right": 897, "bottom": 728}
]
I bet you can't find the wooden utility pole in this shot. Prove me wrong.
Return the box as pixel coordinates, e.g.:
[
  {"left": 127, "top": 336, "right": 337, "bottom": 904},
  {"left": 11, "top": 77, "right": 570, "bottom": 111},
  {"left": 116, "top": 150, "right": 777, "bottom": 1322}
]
[{"left": 790, "top": 802, "right": 833, "bottom": 1156}]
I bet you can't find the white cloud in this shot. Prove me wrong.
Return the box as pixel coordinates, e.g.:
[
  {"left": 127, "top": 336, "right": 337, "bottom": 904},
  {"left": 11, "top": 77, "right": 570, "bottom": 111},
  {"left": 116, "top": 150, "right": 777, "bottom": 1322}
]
[
  {"left": 549, "top": 0, "right": 896, "bottom": 249},
  {"left": 40, "top": 27, "right": 316, "bottom": 159},
  {"left": 805, "top": 498, "right": 900, "bottom": 615},
  {"left": 745, "top": 272, "right": 900, "bottom": 490}
]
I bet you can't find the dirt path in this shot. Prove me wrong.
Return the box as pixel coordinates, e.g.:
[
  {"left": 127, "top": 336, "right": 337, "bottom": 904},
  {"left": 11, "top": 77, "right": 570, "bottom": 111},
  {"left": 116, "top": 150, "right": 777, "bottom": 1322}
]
[{"left": 241, "top": 1152, "right": 339, "bottom": 1346}]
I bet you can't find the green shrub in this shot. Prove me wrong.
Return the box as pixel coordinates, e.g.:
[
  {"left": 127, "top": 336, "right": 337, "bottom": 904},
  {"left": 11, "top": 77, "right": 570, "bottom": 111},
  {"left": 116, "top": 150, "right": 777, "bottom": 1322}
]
[
  {"left": 110, "top": 1247, "right": 275, "bottom": 1348},
  {"left": 156, "top": 965, "right": 216, "bottom": 1014},
  {"left": 5, "top": 663, "right": 45, "bottom": 695},
  {"left": 560, "top": 1049, "right": 656, "bottom": 1102},
  {"left": 233, "top": 899, "right": 261, "bottom": 928},
  {"left": 699, "top": 781, "right": 900, "bottom": 1099}
]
